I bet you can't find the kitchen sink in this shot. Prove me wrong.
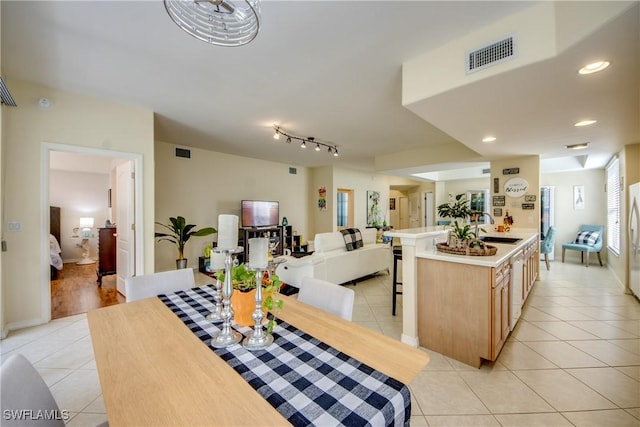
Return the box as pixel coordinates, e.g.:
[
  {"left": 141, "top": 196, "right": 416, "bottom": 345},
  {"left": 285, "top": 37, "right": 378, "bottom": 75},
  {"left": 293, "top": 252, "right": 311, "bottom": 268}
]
[{"left": 480, "top": 236, "right": 523, "bottom": 244}]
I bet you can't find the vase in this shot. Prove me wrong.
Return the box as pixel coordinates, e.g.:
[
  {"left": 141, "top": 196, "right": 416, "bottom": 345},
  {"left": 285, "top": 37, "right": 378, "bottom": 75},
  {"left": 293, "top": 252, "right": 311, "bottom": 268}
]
[
  {"left": 176, "top": 259, "right": 188, "bottom": 269},
  {"left": 230, "top": 288, "right": 270, "bottom": 327}
]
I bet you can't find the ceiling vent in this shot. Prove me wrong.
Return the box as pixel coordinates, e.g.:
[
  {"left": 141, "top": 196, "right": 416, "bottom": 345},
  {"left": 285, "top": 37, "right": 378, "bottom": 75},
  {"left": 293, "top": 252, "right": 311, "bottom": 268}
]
[
  {"left": 466, "top": 34, "right": 517, "bottom": 74},
  {"left": 0, "top": 77, "right": 17, "bottom": 107}
]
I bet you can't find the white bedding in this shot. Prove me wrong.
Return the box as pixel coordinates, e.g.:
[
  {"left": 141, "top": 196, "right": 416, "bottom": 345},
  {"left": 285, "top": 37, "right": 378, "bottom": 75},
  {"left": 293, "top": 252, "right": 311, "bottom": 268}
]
[{"left": 50, "top": 234, "right": 63, "bottom": 270}]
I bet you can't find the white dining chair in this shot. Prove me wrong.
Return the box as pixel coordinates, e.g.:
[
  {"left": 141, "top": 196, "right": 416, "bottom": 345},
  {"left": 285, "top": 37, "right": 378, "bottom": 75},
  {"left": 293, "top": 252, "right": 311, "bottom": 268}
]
[
  {"left": 125, "top": 268, "right": 195, "bottom": 302},
  {"left": 1, "top": 353, "right": 65, "bottom": 426},
  {"left": 298, "top": 277, "right": 355, "bottom": 321}
]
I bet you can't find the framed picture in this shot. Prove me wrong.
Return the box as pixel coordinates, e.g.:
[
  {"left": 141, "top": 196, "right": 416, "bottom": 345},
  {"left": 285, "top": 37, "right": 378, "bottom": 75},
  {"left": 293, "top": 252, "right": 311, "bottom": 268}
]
[
  {"left": 574, "top": 185, "right": 585, "bottom": 210},
  {"left": 108, "top": 188, "right": 112, "bottom": 208},
  {"left": 389, "top": 198, "right": 396, "bottom": 210},
  {"left": 367, "top": 190, "right": 381, "bottom": 226}
]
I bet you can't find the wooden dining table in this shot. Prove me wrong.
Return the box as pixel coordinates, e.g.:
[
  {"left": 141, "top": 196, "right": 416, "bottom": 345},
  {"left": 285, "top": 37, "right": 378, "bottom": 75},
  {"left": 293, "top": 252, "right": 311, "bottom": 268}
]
[{"left": 87, "top": 290, "right": 429, "bottom": 426}]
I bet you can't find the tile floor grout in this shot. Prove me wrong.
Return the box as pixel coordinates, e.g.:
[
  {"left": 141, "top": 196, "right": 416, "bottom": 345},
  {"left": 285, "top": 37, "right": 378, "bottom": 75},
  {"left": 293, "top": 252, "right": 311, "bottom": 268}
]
[{"left": 1, "top": 260, "right": 638, "bottom": 426}]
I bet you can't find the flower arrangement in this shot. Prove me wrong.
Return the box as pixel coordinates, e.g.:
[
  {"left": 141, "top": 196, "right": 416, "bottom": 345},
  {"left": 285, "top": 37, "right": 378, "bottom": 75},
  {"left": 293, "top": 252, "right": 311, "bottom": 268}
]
[{"left": 437, "top": 194, "right": 486, "bottom": 248}]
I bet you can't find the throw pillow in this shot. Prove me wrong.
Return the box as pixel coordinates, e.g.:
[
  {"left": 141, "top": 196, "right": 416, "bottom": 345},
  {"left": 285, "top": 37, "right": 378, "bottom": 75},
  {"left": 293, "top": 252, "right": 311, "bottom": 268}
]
[
  {"left": 574, "top": 231, "right": 599, "bottom": 246},
  {"left": 340, "top": 228, "right": 363, "bottom": 251}
]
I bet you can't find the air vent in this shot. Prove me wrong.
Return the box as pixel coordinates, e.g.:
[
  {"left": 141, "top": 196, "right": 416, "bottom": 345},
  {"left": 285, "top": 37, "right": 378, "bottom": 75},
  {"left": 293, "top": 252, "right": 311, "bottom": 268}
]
[
  {"left": 482, "top": 168, "right": 491, "bottom": 175},
  {"left": 289, "top": 167, "right": 297, "bottom": 175},
  {"left": 0, "top": 77, "right": 17, "bottom": 107},
  {"left": 466, "top": 35, "right": 516, "bottom": 74},
  {"left": 175, "top": 147, "right": 191, "bottom": 159}
]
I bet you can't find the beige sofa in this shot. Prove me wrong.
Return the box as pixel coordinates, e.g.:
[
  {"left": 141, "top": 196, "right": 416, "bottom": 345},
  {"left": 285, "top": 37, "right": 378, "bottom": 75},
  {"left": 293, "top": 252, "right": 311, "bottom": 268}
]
[{"left": 275, "top": 228, "right": 390, "bottom": 288}]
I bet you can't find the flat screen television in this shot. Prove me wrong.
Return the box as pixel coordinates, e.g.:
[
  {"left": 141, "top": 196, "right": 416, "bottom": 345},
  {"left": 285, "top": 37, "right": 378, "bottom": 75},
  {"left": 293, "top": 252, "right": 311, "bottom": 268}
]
[{"left": 241, "top": 200, "right": 279, "bottom": 228}]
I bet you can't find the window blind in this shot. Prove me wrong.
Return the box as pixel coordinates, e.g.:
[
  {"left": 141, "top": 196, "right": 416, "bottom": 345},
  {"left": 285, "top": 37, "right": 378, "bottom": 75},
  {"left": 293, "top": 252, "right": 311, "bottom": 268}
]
[{"left": 606, "top": 158, "right": 620, "bottom": 254}]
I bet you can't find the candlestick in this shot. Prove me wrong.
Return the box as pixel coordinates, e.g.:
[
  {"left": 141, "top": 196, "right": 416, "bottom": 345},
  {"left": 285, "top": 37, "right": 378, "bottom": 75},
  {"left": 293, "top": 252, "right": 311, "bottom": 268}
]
[
  {"left": 217, "top": 215, "right": 238, "bottom": 250},
  {"left": 242, "top": 267, "right": 273, "bottom": 351},
  {"left": 210, "top": 251, "right": 225, "bottom": 271},
  {"left": 210, "top": 246, "right": 243, "bottom": 348},
  {"left": 205, "top": 277, "right": 223, "bottom": 322},
  {"left": 248, "top": 237, "right": 268, "bottom": 269}
]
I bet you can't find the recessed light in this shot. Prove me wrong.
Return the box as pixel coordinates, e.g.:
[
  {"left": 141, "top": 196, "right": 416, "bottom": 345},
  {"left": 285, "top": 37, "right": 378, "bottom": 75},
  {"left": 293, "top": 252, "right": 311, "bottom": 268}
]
[
  {"left": 578, "top": 61, "right": 610, "bottom": 75},
  {"left": 482, "top": 136, "right": 496, "bottom": 143},
  {"left": 565, "top": 142, "right": 590, "bottom": 150},
  {"left": 574, "top": 120, "right": 597, "bottom": 127}
]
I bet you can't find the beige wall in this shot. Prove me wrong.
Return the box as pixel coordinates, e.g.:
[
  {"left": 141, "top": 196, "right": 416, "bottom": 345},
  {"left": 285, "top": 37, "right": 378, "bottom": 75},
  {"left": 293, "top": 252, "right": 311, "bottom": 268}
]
[
  {"left": 154, "top": 142, "right": 311, "bottom": 271},
  {"left": 491, "top": 156, "right": 541, "bottom": 231},
  {"left": 541, "top": 168, "right": 607, "bottom": 265},
  {"left": 2, "top": 79, "right": 155, "bottom": 330}
]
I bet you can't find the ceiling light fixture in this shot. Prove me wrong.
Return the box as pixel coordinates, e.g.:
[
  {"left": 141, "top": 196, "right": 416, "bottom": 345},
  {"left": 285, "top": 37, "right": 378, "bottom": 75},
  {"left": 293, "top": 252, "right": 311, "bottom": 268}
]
[
  {"left": 163, "top": 0, "right": 261, "bottom": 47},
  {"left": 272, "top": 125, "right": 339, "bottom": 157},
  {"left": 574, "top": 120, "right": 597, "bottom": 127},
  {"left": 273, "top": 127, "right": 280, "bottom": 140},
  {"left": 578, "top": 60, "right": 610, "bottom": 75},
  {"left": 565, "top": 142, "right": 590, "bottom": 150},
  {"left": 482, "top": 136, "right": 496, "bottom": 143}
]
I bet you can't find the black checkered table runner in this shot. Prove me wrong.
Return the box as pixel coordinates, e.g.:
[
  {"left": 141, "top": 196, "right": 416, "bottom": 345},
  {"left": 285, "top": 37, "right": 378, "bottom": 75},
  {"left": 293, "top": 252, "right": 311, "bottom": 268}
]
[{"left": 159, "top": 285, "right": 411, "bottom": 427}]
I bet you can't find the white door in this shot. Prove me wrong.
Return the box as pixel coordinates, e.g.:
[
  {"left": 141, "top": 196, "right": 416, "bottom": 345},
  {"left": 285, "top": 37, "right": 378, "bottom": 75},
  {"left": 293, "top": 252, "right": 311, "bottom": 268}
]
[
  {"left": 116, "top": 161, "right": 135, "bottom": 295},
  {"left": 409, "top": 192, "right": 420, "bottom": 228},
  {"left": 399, "top": 197, "right": 409, "bottom": 229}
]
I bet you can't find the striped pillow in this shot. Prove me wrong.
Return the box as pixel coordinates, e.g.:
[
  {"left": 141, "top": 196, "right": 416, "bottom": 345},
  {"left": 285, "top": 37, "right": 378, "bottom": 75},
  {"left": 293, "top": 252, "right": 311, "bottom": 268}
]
[{"left": 574, "top": 231, "right": 599, "bottom": 246}]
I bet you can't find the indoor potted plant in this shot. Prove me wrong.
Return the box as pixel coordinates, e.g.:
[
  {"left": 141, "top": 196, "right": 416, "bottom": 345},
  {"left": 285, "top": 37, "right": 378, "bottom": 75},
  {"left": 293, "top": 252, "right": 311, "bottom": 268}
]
[
  {"left": 155, "top": 216, "right": 216, "bottom": 269},
  {"left": 437, "top": 194, "right": 485, "bottom": 249},
  {"left": 220, "top": 263, "right": 284, "bottom": 333}
]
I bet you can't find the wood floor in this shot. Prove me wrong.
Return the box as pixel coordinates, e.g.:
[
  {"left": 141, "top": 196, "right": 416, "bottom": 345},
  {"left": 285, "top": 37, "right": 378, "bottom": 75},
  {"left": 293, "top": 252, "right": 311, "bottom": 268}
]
[{"left": 51, "top": 262, "right": 124, "bottom": 320}]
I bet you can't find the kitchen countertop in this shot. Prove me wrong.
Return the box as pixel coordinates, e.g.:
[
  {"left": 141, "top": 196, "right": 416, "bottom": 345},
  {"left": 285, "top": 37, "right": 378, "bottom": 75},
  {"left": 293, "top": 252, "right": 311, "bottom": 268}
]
[{"left": 416, "top": 228, "right": 539, "bottom": 267}]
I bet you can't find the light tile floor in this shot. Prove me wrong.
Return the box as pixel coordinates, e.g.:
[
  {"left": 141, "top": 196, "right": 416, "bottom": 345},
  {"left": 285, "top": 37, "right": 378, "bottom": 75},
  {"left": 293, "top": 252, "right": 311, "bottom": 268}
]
[{"left": 1, "top": 261, "right": 638, "bottom": 426}]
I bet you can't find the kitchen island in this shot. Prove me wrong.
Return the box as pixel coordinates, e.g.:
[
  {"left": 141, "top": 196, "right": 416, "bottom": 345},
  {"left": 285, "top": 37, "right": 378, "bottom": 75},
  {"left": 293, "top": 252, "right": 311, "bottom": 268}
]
[{"left": 384, "top": 227, "right": 539, "bottom": 367}]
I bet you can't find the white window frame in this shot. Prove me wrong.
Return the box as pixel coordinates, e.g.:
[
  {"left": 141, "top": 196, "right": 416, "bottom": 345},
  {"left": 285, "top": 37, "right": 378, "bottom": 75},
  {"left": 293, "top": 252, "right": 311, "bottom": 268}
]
[{"left": 606, "top": 157, "right": 620, "bottom": 255}]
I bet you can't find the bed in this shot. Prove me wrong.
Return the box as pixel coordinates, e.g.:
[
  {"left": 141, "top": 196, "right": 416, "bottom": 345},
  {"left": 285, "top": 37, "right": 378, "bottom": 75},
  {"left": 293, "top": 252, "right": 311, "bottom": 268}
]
[{"left": 50, "top": 206, "right": 63, "bottom": 279}]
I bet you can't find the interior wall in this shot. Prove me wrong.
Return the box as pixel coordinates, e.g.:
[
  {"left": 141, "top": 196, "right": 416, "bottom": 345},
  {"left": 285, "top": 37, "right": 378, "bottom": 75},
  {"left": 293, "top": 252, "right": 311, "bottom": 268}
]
[
  {"left": 3, "top": 79, "right": 154, "bottom": 330},
  {"left": 541, "top": 168, "right": 607, "bottom": 265},
  {"left": 154, "top": 141, "right": 311, "bottom": 272},
  {"left": 0, "top": 5, "right": 5, "bottom": 336},
  {"left": 623, "top": 143, "right": 640, "bottom": 290},
  {"left": 49, "top": 169, "right": 110, "bottom": 262},
  {"left": 311, "top": 166, "right": 334, "bottom": 237},
  {"left": 490, "top": 156, "right": 540, "bottom": 230}
]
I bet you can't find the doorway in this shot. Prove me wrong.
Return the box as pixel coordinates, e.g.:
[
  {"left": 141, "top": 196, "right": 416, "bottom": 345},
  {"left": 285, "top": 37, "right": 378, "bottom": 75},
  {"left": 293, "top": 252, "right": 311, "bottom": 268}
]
[{"left": 42, "top": 143, "right": 143, "bottom": 321}]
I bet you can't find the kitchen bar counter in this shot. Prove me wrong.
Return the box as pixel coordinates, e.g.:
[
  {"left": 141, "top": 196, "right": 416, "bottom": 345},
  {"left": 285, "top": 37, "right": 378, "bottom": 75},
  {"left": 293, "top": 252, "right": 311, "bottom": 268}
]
[{"left": 384, "top": 227, "right": 538, "bottom": 350}]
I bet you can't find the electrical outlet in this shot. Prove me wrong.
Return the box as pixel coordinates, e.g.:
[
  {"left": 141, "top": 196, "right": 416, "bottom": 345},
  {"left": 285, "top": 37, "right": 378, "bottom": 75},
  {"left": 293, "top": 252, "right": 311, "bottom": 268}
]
[{"left": 7, "top": 221, "right": 22, "bottom": 232}]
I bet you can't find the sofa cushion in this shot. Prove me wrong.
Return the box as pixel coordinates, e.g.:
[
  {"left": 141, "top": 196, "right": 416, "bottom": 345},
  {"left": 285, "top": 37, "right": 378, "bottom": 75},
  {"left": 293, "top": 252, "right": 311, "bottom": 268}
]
[
  {"left": 574, "top": 231, "right": 599, "bottom": 246},
  {"left": 314, "top": 232, "right": 347, "bottom": 253},
  {"left": 340, "top": 228, "right": 363, "bottom": 251}
]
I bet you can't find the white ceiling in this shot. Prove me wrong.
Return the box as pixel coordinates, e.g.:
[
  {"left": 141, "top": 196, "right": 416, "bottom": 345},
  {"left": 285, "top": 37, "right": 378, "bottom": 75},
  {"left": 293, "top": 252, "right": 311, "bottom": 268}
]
[{"left": 2, "top": 1, "right": 638, "bottom": 180}]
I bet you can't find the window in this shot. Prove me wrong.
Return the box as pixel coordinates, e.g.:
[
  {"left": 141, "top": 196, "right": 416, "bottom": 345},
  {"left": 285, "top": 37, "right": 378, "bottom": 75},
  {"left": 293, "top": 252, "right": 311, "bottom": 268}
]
[
  {"left": 337, "top": 189, "right": 354, "bottom": 229},
  {"left": 606, "top": 157, "right": 620, "bottom": 254}
]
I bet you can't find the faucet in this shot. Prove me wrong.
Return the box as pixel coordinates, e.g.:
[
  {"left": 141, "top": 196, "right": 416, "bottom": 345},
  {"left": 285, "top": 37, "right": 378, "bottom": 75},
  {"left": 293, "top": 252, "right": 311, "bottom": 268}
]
[{"left": 473, "top": 212, "right": 495, "bottom": 238}]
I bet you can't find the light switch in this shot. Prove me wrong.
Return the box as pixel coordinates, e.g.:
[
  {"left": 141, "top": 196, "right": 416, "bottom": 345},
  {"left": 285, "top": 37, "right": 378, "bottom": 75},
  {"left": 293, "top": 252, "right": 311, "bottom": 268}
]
[{"left": 7, "top": 221, "right": 22, "bottom": 232}]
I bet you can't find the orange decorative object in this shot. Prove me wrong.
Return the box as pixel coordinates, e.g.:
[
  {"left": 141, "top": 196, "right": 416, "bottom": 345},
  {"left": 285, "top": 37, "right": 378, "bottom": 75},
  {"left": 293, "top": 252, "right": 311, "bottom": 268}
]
[{"left": 231, "top": 288, "right": 270, "bottom": 327}]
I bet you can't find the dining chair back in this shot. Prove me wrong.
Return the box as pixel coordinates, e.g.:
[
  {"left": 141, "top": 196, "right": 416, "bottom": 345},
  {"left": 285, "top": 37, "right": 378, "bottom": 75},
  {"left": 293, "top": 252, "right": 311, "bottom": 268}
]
[
  {"left": 125, "top": 268, "right": 195, "bottom": 302},
  {"left": 298, "top": 277, "right": 355, "bottom": 321},
  {"left": 561, "top": 224, "right": 604, "bottom": 267},
  {"left": 540, "top": 226, "right": 556, "bottom": 270},
  {"left": 1, "top": 354, "right": 65, "bottom": 426}
]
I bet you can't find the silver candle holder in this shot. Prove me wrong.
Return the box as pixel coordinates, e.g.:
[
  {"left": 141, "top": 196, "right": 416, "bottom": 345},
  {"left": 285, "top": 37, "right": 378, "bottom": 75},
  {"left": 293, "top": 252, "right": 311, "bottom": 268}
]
[
  {"left": 210, "top": 247, "right": 243, "bottom": 348},
  {"left": 205, "top": 274, "right": 223, "bottom": 323},
  {"left": 242, "top": 265, "right": 273, "bottom": 351}
]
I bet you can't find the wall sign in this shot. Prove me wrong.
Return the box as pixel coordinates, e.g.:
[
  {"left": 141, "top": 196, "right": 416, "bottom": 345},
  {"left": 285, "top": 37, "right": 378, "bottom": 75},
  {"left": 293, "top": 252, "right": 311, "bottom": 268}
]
[
  {"left": 504, "top": 177, "right": 529, "bottom": 198},
  {"left": 492, "top": 195, "right": 505, "bottom": 206},
  {"left": 493, "top": 208, "right": 503, "bottom": 217},
  {"left": 493, "top": 178, "right": 499, "bottom": 193},
  {"left": 524, "top": 195, "right": 536, "bottom": 202},
  {"left": 502, "top": 167, "right": 520, "bottom": 175},
  {"left": 522, "top": 203, "right": 535, "bottom": 210}
]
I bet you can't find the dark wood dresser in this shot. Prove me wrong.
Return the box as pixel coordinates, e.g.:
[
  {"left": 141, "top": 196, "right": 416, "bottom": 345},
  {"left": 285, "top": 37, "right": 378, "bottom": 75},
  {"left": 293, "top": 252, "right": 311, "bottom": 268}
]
[{"left": 97, "top": 227, "right": 117, "bottom": 285}]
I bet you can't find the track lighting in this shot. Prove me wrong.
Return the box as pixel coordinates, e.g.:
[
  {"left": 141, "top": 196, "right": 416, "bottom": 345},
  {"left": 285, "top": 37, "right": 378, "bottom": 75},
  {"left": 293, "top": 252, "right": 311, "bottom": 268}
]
[{"left": 271, "top": 125, "right": 339, "bottom": 157}]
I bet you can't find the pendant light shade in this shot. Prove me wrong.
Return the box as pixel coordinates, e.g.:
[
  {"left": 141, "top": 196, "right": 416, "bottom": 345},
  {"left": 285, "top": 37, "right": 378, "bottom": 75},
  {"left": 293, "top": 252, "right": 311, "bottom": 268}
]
[{"left": 164, "top": 0, "right": 261, "bottom": 47}]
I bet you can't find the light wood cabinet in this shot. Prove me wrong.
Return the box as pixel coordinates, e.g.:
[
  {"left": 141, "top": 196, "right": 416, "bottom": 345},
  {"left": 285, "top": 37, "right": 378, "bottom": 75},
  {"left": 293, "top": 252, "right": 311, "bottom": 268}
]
[
  {"left": 491, "top": 260, "right": 511, "bottom": 359},
  {"left": 522, "top": 239, "right": 538, "bottom": 300},
  {"left": 417, "top": 257, "right": 512, "bottom": 368}
]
